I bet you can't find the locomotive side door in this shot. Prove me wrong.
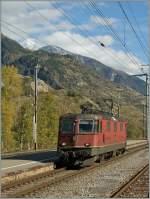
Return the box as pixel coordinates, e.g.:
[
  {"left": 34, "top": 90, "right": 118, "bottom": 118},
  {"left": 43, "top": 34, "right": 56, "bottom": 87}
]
[
  {"left": 101, "top": 120, "right": 106, "bottom": 144},
  {"left": 102, "top": 120, "right": 112, "bottom": 145},
  {"left": 97, "top": 119, "right": 104, "bottom": 145},
  {"left": 113, "top": 121, "right": 117, "bottom": 143}
]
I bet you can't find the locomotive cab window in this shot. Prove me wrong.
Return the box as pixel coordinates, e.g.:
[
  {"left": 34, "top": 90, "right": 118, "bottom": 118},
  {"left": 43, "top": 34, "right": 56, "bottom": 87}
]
[
  {"left": 79, "top": 120, "right": 93, "bottom": 133},
  {"left": 61, "top": 119, "right": 74, "bottom": 133}
]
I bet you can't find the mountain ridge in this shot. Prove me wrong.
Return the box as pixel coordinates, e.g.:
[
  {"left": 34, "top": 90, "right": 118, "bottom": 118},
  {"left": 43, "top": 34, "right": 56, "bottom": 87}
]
[
  {"left": 40, "top": 44, "right": 146, "bottom": 95},
  {"left": 1, "top": 34, "right": 146, "bottom": 96}
]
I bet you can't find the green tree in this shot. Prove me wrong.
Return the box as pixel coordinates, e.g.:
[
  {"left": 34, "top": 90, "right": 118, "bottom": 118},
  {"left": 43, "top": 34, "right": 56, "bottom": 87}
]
[
  {"left": 14, "top": 101, "right": 33, "bottom": 151},
  {"left": 37, "top": 92, "right": 58, "bottom": 149},
  {"left": 2, "top": 66, "right": 22, "bottom": 100},
  {"left": 120, "top": 105, "right": 143, "bottom": 138},
  {"left": 1, "top": 101, "right": 15, "bottom": 152}
]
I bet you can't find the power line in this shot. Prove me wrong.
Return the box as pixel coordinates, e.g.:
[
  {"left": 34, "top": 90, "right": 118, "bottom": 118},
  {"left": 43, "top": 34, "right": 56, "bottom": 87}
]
[
  {"left": 2, "top": 1, "right": 144, "bottom": 72},
  {"left": 82, "top": 1, "right": 142, "bottom": 68},
  {"left": 89, "top": 0, "right": 141, "bottom": 67},
  {"left": 53, "top": 0, "right": 147, "bottom": 71},
  {"left": 118, "top": 1, "right": 148, "bottom": 60},
  {"left": 126, "top": 1, "right": 148, "bottom": 52},
  {"left": 2, "top": 23, "right": 28, "bottom": 41},
  {"left": 1, "top": 18, "right": 128, "bottom": 70},
  {"left": 25, "top": 0, "right": 134, "bottom": 70},
  {"left": 1, "top": 19, "right": 49, "bottom": 47},
  {"left": 69, "top": 0, "right": 135, "bottom": 69},
  {"left": 26, "top": 0, "right": 129, "bottom": 68},
  {"left": 24, "top": 1, "right": 104, "bottom": 62},
  {"left": 51, "top": 2, "right": 130, "bottom": 69}
]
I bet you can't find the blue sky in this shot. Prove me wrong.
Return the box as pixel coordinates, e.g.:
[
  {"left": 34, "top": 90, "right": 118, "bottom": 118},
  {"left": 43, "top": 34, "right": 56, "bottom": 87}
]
[{"left": 1, "top": 1, "right": 149, "bottom": 75}]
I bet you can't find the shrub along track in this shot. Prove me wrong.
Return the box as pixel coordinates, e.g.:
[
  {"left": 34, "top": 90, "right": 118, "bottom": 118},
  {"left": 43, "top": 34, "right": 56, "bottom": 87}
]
[
  {"left": 1, "top": 143, "right": 148, "bottom": 198},
  {"left": 111, "top": 163, "right": 149, "bottom": 198}
]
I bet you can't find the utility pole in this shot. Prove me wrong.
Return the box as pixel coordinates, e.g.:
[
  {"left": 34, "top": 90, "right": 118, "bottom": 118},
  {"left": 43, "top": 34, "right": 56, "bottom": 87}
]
[
  {"left": 131, "top": 73, "right": 149, "bottom": 138},
  {"left": 136, "top": 104, "right": 146, "bottom": 138},
  {"left": 33, "top": 64, "right": 38, "bottom": 150},
  {"left": 141, "top": 65, "right": 149, "bottom": 141},
  {"left": 142, "top": 104, "right": 146, "bottom": 138}
]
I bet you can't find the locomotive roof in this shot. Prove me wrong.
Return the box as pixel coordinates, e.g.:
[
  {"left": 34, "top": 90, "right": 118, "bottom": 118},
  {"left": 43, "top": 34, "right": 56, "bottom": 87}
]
[{"left": 60, "top": 113, "right": 126, "bottom": 122}]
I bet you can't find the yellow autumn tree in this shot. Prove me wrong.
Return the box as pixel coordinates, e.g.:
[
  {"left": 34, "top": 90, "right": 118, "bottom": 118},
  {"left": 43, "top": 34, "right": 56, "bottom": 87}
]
[{"left": 2, "top": 66, "right": 22, "bottom": 152}]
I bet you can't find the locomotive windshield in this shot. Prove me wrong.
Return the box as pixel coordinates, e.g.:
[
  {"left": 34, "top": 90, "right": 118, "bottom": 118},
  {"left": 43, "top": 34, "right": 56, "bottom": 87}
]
[
  {"left": 60, "top": 119, "right": 74, "bottom": 133},
  {"left": 79, "top": 120, "right": 93, "bottom": 133}
]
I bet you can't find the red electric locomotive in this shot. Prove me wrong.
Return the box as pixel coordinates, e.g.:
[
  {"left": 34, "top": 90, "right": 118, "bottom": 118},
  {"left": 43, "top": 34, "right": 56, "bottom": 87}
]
[{"left": 57, "top": 108, "right": 127, "bottom": 166}]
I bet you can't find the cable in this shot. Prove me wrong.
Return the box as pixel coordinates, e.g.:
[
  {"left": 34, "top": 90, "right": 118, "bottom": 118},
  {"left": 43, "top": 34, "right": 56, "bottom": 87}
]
[
  {"left": 126, "top": 1, "right": 148, "bottom": 52},
  {"left": 1, "top": 20, "right": 49, "bottom": 47},
  {"left": 78, "top": 1, "right": 138, "bottom": 68},
  {"left": 24, "top": 1, "right": 104, "bottom": 61},
  {"left": 51, "top": 2, "right": 130, "bottom": 68},
  {"left": 2, "top": 18, "right": 128, "bottom": 69},
  {"left": 89, "top": 0, "right": 141, "bottom": 67},
  {"left": 2, "top": 24, "right": 28, "bottom": 41},
  {"left": 2, "top": 1, "right": 143, "bottom": 72},
  {"left": 26, "top": 0, "right": 135, "bottom": 69},
  {"left": 118, "top": 1, "right": 148, "bottom": 59}
]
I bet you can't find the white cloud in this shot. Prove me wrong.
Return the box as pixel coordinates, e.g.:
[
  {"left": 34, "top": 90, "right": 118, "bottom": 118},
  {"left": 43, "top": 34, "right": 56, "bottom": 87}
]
[
  {"left": 90, "top": 15, "right": 118, "bottom": 27},
  {"left": 1, "top": 1, "right": 63, "bottom": 34},
  {"left": 28, "top": 8, "right": 62, "bottom": 21},
  {"left": 21, "top": 38, "right": 39, "bottom": 50},
  {"left": 1, "top": 1, "right": 144, "bottom": 75},
  {"left": 2, "top": 1, "right": 27, "bottom": 17},
  {"left": 55, "top": 21, "right": 75, "bottom": 30},
  {"left": 78, "top": 15, "right": 118, "bottom": 31}
]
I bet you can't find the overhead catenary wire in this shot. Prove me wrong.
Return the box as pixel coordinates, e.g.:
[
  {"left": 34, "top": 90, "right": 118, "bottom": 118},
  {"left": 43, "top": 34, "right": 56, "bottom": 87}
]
[
  {"left": 118, "top": 1, "right": 149, "bottom": 59},
  {"left": 2, "top": 23, "right": 28, "bottom": 41},
  {"left": 2, "top": 1, "right": 144, "bottom": 72},
  {"left": 89, "top": 0, "right": 143, "bottom": 67},
  {"left": 1, "top": 19, "right": 50, "bottom": 48},
  {"left": 89, "top": 0, "right": 140, "bottom": 65},
  {"left": 25, "top": 0, "right": 131, "bottom": 69},
  {"left": 1, "top": 18, "right": 128, "bottom": 70},
  {"left": 51, "top": 2, "right": 130, "bottom": 69},
  {"left": 125, "top": 1, "right": 148, "bottom": 52},
  {"left": 77, "top": 1, "right": 138, "bottom": 68},
  {"left": 23, "top": 1, "right": 106, "bottom": 62}
]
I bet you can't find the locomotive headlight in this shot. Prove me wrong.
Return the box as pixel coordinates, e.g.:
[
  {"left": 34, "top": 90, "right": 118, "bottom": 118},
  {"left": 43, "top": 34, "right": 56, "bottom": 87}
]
[
  {"left": 84, "top": 143, "right": 90, "bottom": 147},
  {"left": 61, "top": 142, "right": 66, "bottom": 146}
]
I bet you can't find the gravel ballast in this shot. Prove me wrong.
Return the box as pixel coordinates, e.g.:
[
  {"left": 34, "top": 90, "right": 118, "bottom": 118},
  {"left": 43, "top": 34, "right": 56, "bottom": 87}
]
[{"left": 32, "top": 149, "right": 149, "bottom": 198}]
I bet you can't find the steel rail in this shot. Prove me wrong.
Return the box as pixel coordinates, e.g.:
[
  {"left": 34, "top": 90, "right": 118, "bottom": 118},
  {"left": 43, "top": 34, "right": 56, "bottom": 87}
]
[{"left": 110, "top": 164, "right": 149, "bottom": 198}]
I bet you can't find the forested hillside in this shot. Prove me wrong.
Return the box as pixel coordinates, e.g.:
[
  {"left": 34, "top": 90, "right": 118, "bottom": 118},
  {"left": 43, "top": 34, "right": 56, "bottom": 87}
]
[
  {"left": 2, "top": 66, "right": 145, "bottom": 152},
  {"left": 1, "top": 34, "right": 146, "bottom": 152}
]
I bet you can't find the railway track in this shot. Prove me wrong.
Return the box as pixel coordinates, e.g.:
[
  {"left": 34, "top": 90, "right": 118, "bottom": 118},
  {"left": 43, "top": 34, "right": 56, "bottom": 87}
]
[
  {"left": 1, "top": 143, "right": 148, "bottom": 198},
  {"left": 111, "top": 164, "right": 149, "bottom": 198}
]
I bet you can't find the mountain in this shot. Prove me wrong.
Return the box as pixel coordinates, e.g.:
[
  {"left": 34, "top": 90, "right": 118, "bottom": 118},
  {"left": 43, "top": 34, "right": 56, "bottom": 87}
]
[
  {"left": 2, "top": 35, "right": 146, "bottom": 153},
  {"left": 75, "top": 55, "right": 146, "bottom": 96},
  {"left": 40, "top": 45, "right": 73, "bottom": 55},
  {"left": 1, "top": 34, "right": 146, "bottom": 97},
  {"left": 1, "top": 34, "right": 30, "bottom": 65},
  {"left": 40, "top": 45, "right": 146, "bottom": 95}
]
